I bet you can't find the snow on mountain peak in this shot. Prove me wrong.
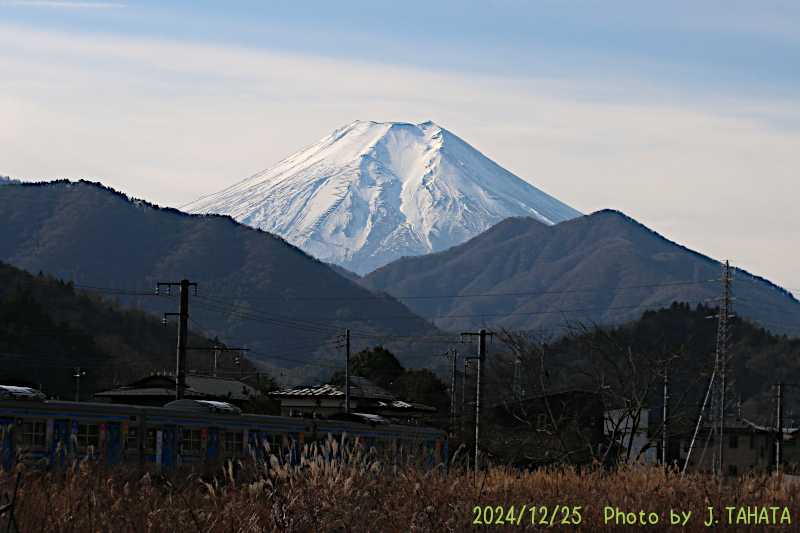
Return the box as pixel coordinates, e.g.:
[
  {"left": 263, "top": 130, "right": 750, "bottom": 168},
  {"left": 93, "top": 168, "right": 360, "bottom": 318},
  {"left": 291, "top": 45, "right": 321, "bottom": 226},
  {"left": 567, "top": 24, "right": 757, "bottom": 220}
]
[{"left": 182, "top": 120, "right": 582, "bottom": 275}]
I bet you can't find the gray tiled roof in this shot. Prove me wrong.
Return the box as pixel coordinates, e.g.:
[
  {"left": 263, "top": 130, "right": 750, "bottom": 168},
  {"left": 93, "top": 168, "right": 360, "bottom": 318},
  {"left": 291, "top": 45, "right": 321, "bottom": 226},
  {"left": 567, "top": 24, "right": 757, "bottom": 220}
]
[
  {"left": 95, "top": 374, "right": 255, "bottom": 401},
  {"left": 345, "top": 377, "right": 396, "bottom": 400},
  {"left": 365, "top": 399, "right": 437, "bottom": 412},
  {"left": 270, "top": 384, "right": 345, "bottom": 398},
  {"left": 270, "top": 377, "right": 394, "bottom": 401},
  {"left": 269, "top": 377, "right": 436, "bottom": 412}
]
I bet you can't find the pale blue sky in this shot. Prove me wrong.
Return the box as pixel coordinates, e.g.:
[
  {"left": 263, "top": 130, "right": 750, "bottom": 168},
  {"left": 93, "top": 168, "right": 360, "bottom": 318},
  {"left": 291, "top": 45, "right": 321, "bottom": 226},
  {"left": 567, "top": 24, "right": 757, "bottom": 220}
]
[
  {"left": 1, "top": 0, "right": 799, "bottom": 294},
  {"left": 4, "top": 1, "right": 798, "bottom": 93}
]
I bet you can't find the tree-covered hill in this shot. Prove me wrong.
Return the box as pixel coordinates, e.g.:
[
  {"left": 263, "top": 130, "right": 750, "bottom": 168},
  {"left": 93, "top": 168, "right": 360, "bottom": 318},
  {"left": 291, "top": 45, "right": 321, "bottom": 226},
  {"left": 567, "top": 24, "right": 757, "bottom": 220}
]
[
  {"left": 0, "top": 260, "right": 248, "bottom": 399},
  {"left": 485, "top": 302, "right": 800, "bottom": 425},
  {"left": 0, "top": 181, "right": 441, "bottom": 375},
  {"left": 360, "top": 210, "right": 800, "bottom": 337}
]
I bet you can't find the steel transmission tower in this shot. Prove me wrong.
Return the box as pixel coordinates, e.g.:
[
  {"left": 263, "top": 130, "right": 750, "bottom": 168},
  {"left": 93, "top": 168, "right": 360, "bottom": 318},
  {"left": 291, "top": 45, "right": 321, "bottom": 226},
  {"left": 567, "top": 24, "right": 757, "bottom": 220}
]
[
  {"left": 683, "top": 260, "right": 736, "bottom": 477},
  {"left": 710, "top": 260, "right": 736, "bottom": 474}
]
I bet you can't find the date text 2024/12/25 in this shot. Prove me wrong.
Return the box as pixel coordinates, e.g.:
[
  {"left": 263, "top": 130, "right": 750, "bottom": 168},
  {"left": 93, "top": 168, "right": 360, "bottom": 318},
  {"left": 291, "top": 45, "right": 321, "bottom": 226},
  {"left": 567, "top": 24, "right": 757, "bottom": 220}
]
[
  {"left": 472, "top": 505, "right": 792, "bottom": 526},
  {"left": 473, "top": 506, "right": 581, "bottom": 526}
]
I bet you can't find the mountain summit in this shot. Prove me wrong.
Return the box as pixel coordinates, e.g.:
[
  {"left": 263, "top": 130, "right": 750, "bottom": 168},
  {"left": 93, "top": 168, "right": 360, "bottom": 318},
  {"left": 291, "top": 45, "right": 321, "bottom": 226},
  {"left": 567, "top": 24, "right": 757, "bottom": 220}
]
[{"left": 183, "top": 120, "right": 582, "bottom": 274}]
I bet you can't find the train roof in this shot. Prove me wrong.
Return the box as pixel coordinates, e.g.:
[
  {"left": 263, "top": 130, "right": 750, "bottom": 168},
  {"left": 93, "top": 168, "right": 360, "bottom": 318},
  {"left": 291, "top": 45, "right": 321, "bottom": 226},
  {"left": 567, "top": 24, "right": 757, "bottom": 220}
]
[
  {"left": 0, "top": 385, "right": 47, "bottom": 401},
  {"left": 164, "top": 399, "right": 242, "bottom": 414},
  {"left": 0, "top": 396, "right": 446, "bottom": 437}
]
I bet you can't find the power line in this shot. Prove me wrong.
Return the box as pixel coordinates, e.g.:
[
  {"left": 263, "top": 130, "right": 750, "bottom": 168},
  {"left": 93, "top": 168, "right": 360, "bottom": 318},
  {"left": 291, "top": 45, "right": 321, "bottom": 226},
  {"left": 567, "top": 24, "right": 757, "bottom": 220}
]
[
  {"left": 180, "top": 292, "right": 720, "bottom": 337},
  {"left": 182, "top": 295, "right": 454, "bottom": 343},
  {"left": 185, "top": 295, "right": 347, "bottom": 336},
  {"left": 736, "top": 300, "right": 800, "bottom": 318},
  {"left": 245, "top": 347, "right": 343, "bottom": 369},
  {"left": 11, "top": 275, "right": 800, "bottom": 363},
  {"left": 155, "top": 279, "right": 717, "bottom": 301},
  {"left": 13, "top": 274, "right": 723, "bottom": 302}
]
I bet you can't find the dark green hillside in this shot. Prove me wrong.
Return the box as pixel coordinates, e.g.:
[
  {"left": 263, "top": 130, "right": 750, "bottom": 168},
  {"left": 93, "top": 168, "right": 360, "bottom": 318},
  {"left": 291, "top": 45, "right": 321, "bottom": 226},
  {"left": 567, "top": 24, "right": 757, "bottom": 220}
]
[
  {"left": 595, "top": 302, "right": 800, "bottom": 420},
  {"left": 361, "top": 211, "right": 800, "bottom": 336},
  {"left": 0, "top": 261, "right": 247, "bottom": 399},
  {"left": 585, "top": 303, "right": 800, "bottom": 420},
  {"left": 0, "top": 181, "right": 439, "bottom": 374},
  {"left": 480, "top": 302, "right": 800, "bottom": 441}
]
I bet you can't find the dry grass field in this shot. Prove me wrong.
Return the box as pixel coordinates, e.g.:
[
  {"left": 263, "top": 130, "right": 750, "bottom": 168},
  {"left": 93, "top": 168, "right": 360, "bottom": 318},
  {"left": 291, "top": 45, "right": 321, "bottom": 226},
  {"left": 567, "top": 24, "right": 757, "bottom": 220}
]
[{"left": 1, "top": 446, "right": 799, "bottom": 532}]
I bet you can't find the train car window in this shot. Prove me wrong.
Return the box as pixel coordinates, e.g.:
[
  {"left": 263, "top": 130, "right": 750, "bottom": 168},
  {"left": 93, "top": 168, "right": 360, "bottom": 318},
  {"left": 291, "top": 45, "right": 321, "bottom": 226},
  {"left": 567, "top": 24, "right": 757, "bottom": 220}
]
[
  {"left": 266, "top": 433, "right": 282, "bottom": 456},
  {"left": 225, "top": 431, "right": 243, "bottom": 456},
  {"left": 261, "top": 433, "right": 281, "bottom": 456},
  {"left": 287, "top": 432, "right": 300, "bottom": 465},
  {"left": 146, "top": 428, "right": 157, "bottom": 451},
  {"left": 247, "top": 430, "right": 265, "bottom": 458},
  {"left": 185, "top": 429, "right": 202, "bottom": 452},
  {"left": 22, "top": 421, "right": 46, "bottom": 447},
  {"left": 127, "top": 426, "right": 138, "bottom": 451},
  {"left": 342, "top": 436, "right": 354, "bottom": 456},
  {"left": 375, "top": 438, "right": 387, "bottom": 455},
  {"left": 76, "top": 424, "right": 99, "bottom": 451}
]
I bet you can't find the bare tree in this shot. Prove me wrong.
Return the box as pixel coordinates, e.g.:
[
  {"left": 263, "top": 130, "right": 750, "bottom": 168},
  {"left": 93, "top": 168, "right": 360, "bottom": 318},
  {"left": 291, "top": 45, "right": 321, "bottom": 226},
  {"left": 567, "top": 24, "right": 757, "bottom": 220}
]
[
  {"left": 481, "top": 318, "right": 713, "bottom": 467},
  {"left": 481, "top": 326, "right": 600, "bottom": 465}
]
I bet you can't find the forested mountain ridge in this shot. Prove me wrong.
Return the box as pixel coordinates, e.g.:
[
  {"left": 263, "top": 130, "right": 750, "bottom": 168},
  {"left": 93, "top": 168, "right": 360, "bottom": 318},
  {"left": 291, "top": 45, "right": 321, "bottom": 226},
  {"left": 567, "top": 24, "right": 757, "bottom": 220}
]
[
  {"left": 0, "top": 260, "right": 248, "bottom": 399},
  {"left": 360, "top": 210, "right": 800, "bottom": 336},
  {"left": 544, "top": 302, "right": 800, "bottom": 421},
  {"left": 0, "top": 180, "right": 440, "bottom": 373}
]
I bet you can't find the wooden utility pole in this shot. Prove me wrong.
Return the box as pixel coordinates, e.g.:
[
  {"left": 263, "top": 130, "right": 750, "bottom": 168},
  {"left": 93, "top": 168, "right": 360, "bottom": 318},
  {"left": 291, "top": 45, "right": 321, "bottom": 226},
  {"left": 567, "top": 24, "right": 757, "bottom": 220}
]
[
  {"left": 177, "top": 279, "right": 189, "bottom": 399},
  {"left": 776, "top": 382, "right": 783, "bottom": 472},
  {"left": 461, "top": 329, "right": 491, "bottom": 471},
  {"left": 73, "top": 367, "right": 86, "bottom": 402},
  {"left": 461, "top": 357, "right": 473, "bottom": 435},
  {"left": 214, "top": 336, "right": 220, "bottom": 378},
  {"left": 476, "top": 330, "right": 486, "bottom": 471},
  {"left": 211, "top": 337, "right": 249, "bottom": 378},
  {"left": 449, "top": 349, "right": 458, "bottom": 437},
  {"left": 345, "top": 329, "right": 351, "bottom": 414},
  {"left": 157, "top": 279, "right": 196, "bottom": 401},
  {"left": 662, "top": 373, "right": 669, "bottom": 465}
]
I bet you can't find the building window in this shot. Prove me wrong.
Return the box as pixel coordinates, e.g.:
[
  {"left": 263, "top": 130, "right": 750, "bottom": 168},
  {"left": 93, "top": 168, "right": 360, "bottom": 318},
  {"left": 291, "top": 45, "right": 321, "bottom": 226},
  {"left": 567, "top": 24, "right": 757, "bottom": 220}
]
[
  {"left": 750, "top": 435, "right": 755, "bottom": 449},
  {"left": 537, "top": 414, "right": 547, "bottom": 429},
  {"left": 684, "top": 439, "right": 690, "bottom": 453},
  {"left": 729, "top": 436, "right": 738, "bottom": 449},
  {"left": 729, "top": 465, "right": 738, "bottom": 476}
]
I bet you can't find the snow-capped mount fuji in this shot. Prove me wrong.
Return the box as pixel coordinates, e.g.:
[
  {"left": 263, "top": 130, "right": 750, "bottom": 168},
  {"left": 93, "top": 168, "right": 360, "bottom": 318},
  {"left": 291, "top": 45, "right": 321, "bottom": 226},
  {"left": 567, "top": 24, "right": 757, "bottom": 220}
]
[{"left": 183, "top": 120, "right": 582, "bottom": 275}]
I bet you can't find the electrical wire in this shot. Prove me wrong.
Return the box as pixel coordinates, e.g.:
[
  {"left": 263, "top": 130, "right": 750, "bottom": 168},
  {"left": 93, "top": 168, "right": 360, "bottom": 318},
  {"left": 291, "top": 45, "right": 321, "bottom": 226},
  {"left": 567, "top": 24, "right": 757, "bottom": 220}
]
[
  {"left": 10, "top": 274, "right": 800, "bottom": 375},
  {"left": 149, "top": 279, "right": 718, "bottom": 301},
  {"left": 8, "top": 272, "right": 725, "bottom": 302}
]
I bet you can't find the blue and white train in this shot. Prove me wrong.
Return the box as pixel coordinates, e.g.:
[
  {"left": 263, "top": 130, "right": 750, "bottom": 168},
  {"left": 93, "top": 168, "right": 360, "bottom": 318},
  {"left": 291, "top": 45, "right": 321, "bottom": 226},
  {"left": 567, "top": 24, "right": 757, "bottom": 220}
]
[{"left": 0, "top": 386, "right": 448, "bottom": 470}]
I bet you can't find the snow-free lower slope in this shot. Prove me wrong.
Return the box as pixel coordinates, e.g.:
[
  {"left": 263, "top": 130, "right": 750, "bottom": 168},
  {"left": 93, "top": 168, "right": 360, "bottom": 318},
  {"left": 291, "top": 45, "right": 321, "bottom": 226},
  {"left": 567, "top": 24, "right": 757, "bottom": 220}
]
[
  {"left": 360, "top": 210, "right": 800, "bottom": 337},
  {"left": 0, "top": 180, "right": 439, "bottom": 365},
  {"left": 183, "top": 121, "right": 582, "bottom": 275}
]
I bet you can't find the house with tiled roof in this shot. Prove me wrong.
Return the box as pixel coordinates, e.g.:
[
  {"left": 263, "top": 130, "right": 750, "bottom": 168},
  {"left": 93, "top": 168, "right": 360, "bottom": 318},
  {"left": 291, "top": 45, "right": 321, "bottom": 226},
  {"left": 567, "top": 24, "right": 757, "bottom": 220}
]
[
  {"left": 94, "top": 372, "right": 256, "bottom": 407},
  {"left": 269, "top": 376, "right": 436, "bottom": 421}
]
